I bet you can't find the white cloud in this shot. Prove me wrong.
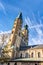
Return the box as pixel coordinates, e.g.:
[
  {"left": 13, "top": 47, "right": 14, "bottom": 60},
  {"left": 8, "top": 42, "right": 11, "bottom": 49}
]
[
  {"left": 0, "top": 30, "right": 11, "bottom": 47},
  {"left": 0, "top": 30, "right": 11, "bottom": 34},
  {"left": 35, "top": 28, "right": 42, "bottom": 35},
  {"left": 31, "top": 38, "right": 43, "bottom": 45},
  {"left": 0, "top": 2, "right": 6, "bottom": 15}
]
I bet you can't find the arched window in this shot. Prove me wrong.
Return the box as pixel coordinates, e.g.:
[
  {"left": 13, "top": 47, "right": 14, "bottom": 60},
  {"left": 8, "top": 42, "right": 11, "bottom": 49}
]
[
  {"left": 38, "top": 52, "right": 40, "bottom": 58},
  {"left": 14, "top": 62, "right": 17, "bottom": 65},
  {"left": 20, "top": 53, "right": 22, "bottom": 58},
  {"left": 35, "top": 64, "right": 37, "bottom": 65},
  {"left": 31, "top": 52, "right": 34, "bottom": 58},
  {"left": 8, "top": 63, "right": 10, "bottom": 65},
  {"left": 25, "top": 53, "right": 29, "bottom": 58}
]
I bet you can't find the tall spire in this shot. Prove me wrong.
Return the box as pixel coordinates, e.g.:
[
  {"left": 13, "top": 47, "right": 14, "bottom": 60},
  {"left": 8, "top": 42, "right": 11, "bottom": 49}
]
[
  {"left": 17, "top": 12, "right": 22, "bottom": 20},
  {"left": 2, "top": 12, "right": 23, "bottom": 58}
]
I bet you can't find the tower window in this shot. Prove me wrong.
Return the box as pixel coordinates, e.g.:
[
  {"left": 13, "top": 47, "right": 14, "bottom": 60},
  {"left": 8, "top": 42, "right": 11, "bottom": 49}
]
[
  {"left": 12, "top": 31, "right": 14, "bottom": 34},
  {"left": 19, "top": 32, "right": 20, "bottom": 36},
  {"left": 38, "top": 52, "right": 40, "bottom": 58},
  {"left": 20, "top": 53, "right": 22, "bottom": 58}
]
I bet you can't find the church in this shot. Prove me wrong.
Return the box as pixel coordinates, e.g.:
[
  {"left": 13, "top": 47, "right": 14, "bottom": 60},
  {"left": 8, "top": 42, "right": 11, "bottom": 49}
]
[{"left": 1, "top": 12, "right": 43, "bottom": 65}]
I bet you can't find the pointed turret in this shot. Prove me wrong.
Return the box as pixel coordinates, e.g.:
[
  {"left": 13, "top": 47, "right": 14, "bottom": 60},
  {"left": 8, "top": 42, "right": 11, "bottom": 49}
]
[
  {"left": 17, "top": 12, "right": 22, "bottom": 20},
  {"left": 24, "top": 24, "right": 28, "bottom": 30}
]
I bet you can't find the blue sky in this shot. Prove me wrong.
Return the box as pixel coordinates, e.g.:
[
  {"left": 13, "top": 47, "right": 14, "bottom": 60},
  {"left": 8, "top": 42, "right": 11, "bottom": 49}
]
[{"left": 0, "top": 0, "right": 43, "bottom": 45}]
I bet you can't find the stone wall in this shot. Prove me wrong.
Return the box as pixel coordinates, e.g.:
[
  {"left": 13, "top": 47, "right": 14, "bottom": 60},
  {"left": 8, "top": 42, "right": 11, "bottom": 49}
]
[{"left": 19, "top": 48, "right": 43, "bottom": 58}]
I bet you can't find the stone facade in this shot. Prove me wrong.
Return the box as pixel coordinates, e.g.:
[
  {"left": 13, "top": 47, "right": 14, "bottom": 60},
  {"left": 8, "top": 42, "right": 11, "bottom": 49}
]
[{"left": 19, "top": 48, "right": 43, "bottom": 58}]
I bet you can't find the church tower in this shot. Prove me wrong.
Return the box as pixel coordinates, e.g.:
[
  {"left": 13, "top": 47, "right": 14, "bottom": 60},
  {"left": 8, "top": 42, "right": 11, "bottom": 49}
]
[
  {"left": 20, "top": 25, "right": 28, "bottom": 46},
  {"left": 2, "top": 12, "right": 23, "bottom": 58},
  {"left": 2, "top": 12, "right": 29, "bottom": 59}
]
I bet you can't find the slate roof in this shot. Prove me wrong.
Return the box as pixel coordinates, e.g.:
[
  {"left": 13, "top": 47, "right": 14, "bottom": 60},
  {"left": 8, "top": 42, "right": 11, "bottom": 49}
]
[
  {"left": 33, "top": 44, "right": 43, "bottom": 49},
  {"left": 20, "top": 44, "right": 43, "bottom": 51}
]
